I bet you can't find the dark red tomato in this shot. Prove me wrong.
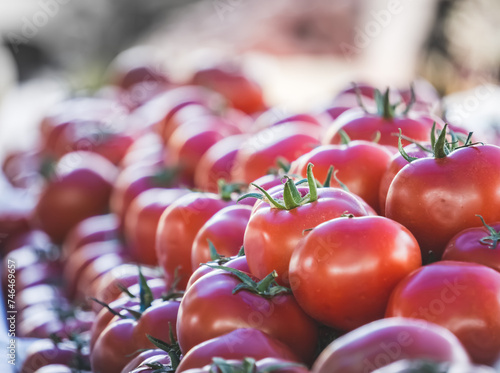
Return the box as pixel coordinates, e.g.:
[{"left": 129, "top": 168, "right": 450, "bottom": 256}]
[
  {"left": 371, "top": 360, "right": 495, "bottom": 373},
  {"left": 91, "top": 300, "right": 179, "bottom": 373},
  {"left": 289, "top": 141, "right": 393, "bottom": 213},
  {"left": 0, "top": 229, "right": 51, "bottom": 258},
  {"left": 386, "top": 261, "right": 500, "bottom": 365},
  {"left": 231, "top": 122, "right": 321, "bottom": 184},
  {"left": 88, "top": 264, "right": 161, "bottom": 312},
  {"left": 191, "top": 205, "right": 252, "bottom": 271},
  {"left": 158, "top": 103, "right": 213, "bottom": 143},
  {"left": 378, "top": 143, "right": 431, "bottom": 216},
  {"left": 290, "top": 216, "right": 421, "bottom": 331},
  {"left": 119, "top": 132, "right": 165, "bottom": 169},
  {"left": 186, "top": 255, "right": 250, "bottom": 290},
  {"left": 194, "top": 134, "right": 249, "bottom": 193},
  {"left": 33, "top": 151, "right": 118, "bottom": 244},
  {"left": 442, "top": 217, "right": 500, "bottom": 272},
  {"left": 156, "top": 192, "right": 233, "bottom": 290},
  {"left": 167, "top": 115, "right": 242, "bottom": 186},
  {"left": 62, "top": 240, "right": 125, "bottom": 300},
  {"left": 127, "top": 353, "right": 171, "bottom": 373},
  {"left": 124, "top": 188, "right": 191, "bottom": 265},
  {"left": 120, "top": 349, "right": 167, "bottom": 373},
  {"left": 182, "top": 358, "right": 309, "bottom": 373},
  {"left": 20, "top": 339, "right": 89, "bottom": 373},
  {"left": 176, "top": 328, "right": 300, "bottom": 372},
  {"left": 311, "top": 318, "right": 470, "bottom": 373},
  {"left": 245, "top": 184, "right": 375, "bottom": 285},
  {"left": 176, "top": 269, "right": 318, "bottom": 364},
  {"left": 191, "top": 66, "right": 266, "bottom": 114},
  {"left": 323, "top": 105, "right": 443, "bottom": 148},
  {"left": 110, "top": 162, "right": 181, "bottom": 227},
  {"left": 386, "top": 144, "right": 500, "bottom": 262},
  {"left": 62, "top": 213, "right": 120, "bottom": 260}
]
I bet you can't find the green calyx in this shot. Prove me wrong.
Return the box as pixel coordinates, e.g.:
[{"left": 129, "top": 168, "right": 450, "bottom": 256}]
[
  {"left": 476, "top": 215, "right": 500, "bottom": 249},
  {"left": 204, "top": 265, "right": 291, "bottom": 298},
  {"left": 206, "top": 357, "right": 306, "bottom": 373},
  {"left": 375, "top": 88, "right": 400, "bottom": 120},
  {"left": 218, "top": 179, "right": 247, "bottom": 201},
  {"left": 146, "top": 325, "right": 181, "bottom": 372},
  {"left": 238, "top": 163, "right": 318, "bottom": 210}
]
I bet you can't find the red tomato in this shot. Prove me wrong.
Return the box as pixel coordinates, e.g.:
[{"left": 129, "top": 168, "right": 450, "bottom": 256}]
[
  {"left": 386, "top": 143, "right": 500, "bottom": 262},
  {"left": 155, "top": 192, "right": 233, "bottom": 290},
  {"left": 186, "top": 255, "right": 249, "bottom": 290},
  {"left": 244, "top": 174, "right": 375, "bottom": 285},
  {"left": 442, "top": 216, "right": 500, "bottom": 272},
  {"left": 176, "top": 269, "right": 318, "bottom": 364},
  {"left": 371, "top": 359, "right": 495, "bottom": 373},
  {"left": 289, "top": 216, "right": 421, "bottom": 331},
  {"left": 231, "top": 122, "right": 321, "bottom": 184},
  {"left": 386, "top": 261, "right": 500, "bottom": 365},
  {"left": 191, "top": 205, "right": 252, "bottom": 271},
  {"left": 289, "top": 141, "right": 393, "bottom": 213},
  {"left": 176, "top": 328, "right": 301, "bottom": 372},
  {"left": 124, "top": 188, "right": 191, "bottom": 265},
  {"left": 167, "top": 115, "right": 241, "bottom": 186},
  {"left": 191, "top": 66, "right": 266, "bottom": 114},
  {"left": 182, "top": 358, "right": 309, "bottom": 373},
  {"left": 33, "top": 151, "right": 118, "bottom": 244},
  {"left": 311, "top": 318, "right": 470, "bottom": 373},
  {"left": 194, "top": 134, "right": 249, "bottom": 193}
]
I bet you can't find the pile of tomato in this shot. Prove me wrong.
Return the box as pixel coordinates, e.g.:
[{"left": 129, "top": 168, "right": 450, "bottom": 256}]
[{"left": 2, "top": 47, "right": 500, "bottom": 373}]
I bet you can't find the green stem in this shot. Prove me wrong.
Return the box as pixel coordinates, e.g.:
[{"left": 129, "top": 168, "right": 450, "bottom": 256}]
[
  {"left": 433, "top": 123, "right": 449, "bottom": 159},
  {"left": 476, "top": 215, "right": 500, "bottom": 249}
]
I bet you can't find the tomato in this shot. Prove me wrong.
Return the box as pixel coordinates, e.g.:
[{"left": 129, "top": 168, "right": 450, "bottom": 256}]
[
  {"left": 386, "top": 139, "right": 500, "bottom": 262},
  {"left": 191, "top": 66, "right": 266, "bottom": 114},
  {"left": 176, "top": 268, "right": 318, "bottom": 364},
  {"left": 120, "top": 349, "right": 168, "bottom": 373},
  {"left": 371, "top": 360, "right": 495, "bottom": 373},
  {"left": 176, "top": 328, "right": 301, "bottom": 372},
  {"left": 124, "top": 188, "right": 191, "bottom": 265},
  {"left": 244, "top": 165, "right": 375, "bottom": 285},
  {"left": 33, "top": 151, "right": 118, "bottom": 244},
  {"left": 441, "top": 216, "right": 500, "bottom": 272},
  {"left": 194, "top": 134, "right": 249, "bottom": 193},
  {"left": 167, "top": 115, "right": 242, "bottom": 186},
  {"left": 289, "top": 141, "right": 393, "bottom": 213},
  {"left": 127, "top": 353, "right": 172, "bottom": 373},
  {"left": 191, "top": 205, "right": 252, "bottom": 272},
  {"left": 378, "top": 143, "right": 431, "bottom": 216},
  {"left": 182, "top": 358, "right": 309, "bottom": 373},
  {"left": 311, "top": 318, "right": 470, "bottom": 373},
  {"left": 290, "top": 216, "right": 421, "bottom": 331},
  {"left": 91, "top": 299, "right": 179, "bottom": 373},
  {"left": 33, "top": 364, "right": 83, "bottom": 373},
  {"left": 231, "top": 122, "right": 321, "bottom": 184},
  {"left": 156, "top": 192, "right": 233, "bottom": 290},
  {"left": 186, "top": 255, "right": 249, "bottom": 290},
  {"left": 323, "top": 89, "right": 442, "bottom": 148},
  {"left": 386, "top": 261, "right": 500, "bottom": 365}
]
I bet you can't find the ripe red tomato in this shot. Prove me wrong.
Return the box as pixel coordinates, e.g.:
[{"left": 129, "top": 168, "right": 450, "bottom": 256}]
[
  {"left": 176, "top": 268, "right": 318, "bottom": 364},
  {"left": 176, "top": 328, "right": 301, "bottom": 372},
  {"left": 289, "top": 216, "right": 421, "bottom": 331},
  {"left": 191, "top": 205, "right": 251, "bottom": 271},
  {"left": 386, "top": 261, "right": 500, "bottom": 365},
  {"left": 124, "top": 188, "right": 190, "bottom": 265},
  {"left": 386, "top": 143, "right": 500, "bottom": 262},
  {"left": 244, "top": 172, "right": 375, "bottom": 285},
  {"left": 289, "top": 141, "right": 393, "bottom": 213},
  {"left": 156, "top": 192, "right": 233, "bottom": 290},
  {"left": 33, "top": 151, "right": 118, "bottom": 243},
  {"left": 186, "top": 255, "right": 249, "bottom": 290},
  {"left": 311, "top": 318, "right": 470, "bottom": 373}
]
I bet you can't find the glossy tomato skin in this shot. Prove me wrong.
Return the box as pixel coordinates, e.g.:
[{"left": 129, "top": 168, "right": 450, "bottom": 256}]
[
  {"left": 186, "top": 255, "right": 250, "bottom": 290},
  {"left": 124, "top": 188, "right": 190, "bottom": 265},
  {"left": 311, "top": 318, "right": 470, "bottom": 373},
  {"left": 290, "top": 141, "right": 393, "bottom": 213},
  {"left": 289, "top": 216, "right": 421, "bottom": 331},
  {"left": 385, "top": 144, "right": 500, "bottom": 262},
  {"left": 176, "top": 270, "right": 318, "bottom": 364},
  {"left": 33, "top": 151, "right": 118, "bottom": 244},
  {"left": 191, "top": 205, "right": 252, "bottom": 271},
  {"left": 231, "top": 122, "right": 321, "bottom": 184},
  {"left": 244, "top": 186, "right": 375, "bottom": 285},
  {"left": 386, "top": 261, "right": 500, "bottom": 365},
  {"left": 176, "top": 328, "right": 300, "bottom": 372},
  {"left": 442, "top": 222, "right": 500, "bottom": 272},
  {"left": 156, "top": 193, "right": 233, "bottom": 290},
  {"left": 323, "top": 108, "right": 442, "bottom": 148}
]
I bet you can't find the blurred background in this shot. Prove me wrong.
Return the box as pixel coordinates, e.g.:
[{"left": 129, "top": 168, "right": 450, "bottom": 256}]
[{"left": 1, "top": 0, "right": 500, "bottom": 157}]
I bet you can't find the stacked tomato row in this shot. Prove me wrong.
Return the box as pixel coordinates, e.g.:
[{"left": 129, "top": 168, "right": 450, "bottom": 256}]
[{"left": 1, "top": 48, "right": 500, "bottom": 373}]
